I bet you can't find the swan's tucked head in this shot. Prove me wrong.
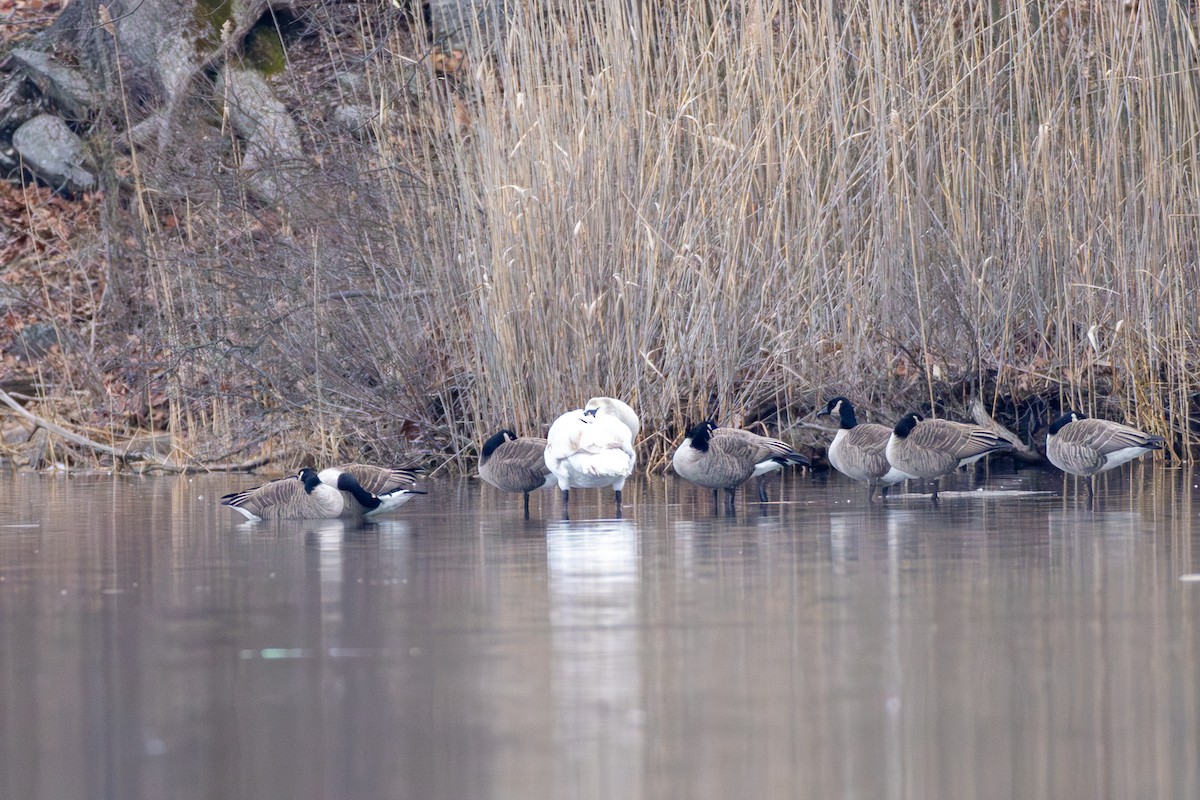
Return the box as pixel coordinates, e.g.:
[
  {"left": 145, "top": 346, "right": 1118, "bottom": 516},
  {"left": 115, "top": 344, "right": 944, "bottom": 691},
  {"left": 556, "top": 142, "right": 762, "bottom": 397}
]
[{"left": 584, "top": 396, "right": 640, "bottom": 439}]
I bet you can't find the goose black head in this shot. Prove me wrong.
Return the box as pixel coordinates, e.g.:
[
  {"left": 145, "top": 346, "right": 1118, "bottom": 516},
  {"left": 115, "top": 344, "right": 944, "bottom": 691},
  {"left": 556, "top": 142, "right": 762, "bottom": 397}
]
[
  {"left": 893, "top": 412, "right": 923, "bottom": 438},
  {"left": 684, "top": 420, "right": 718, "bottom": 452},
  {"left": 299, "top": 467, "right": 322, "bottom": 493},
  {"left": 818, "top": 396, "right": 857, "bottom": 428},
  {"left": 482, "top": 429, "right": 518, "bottom": 459},
  {"left": 1048, "top": 411, "right": 1084, "bottom": 436}
]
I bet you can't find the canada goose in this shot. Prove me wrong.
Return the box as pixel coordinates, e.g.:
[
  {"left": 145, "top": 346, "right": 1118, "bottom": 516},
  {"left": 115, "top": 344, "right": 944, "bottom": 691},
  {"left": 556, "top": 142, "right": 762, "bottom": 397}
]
[
  {"left": 544, "top": 396, "right": 639, "bottom": 518},
  {"left": 1046, "top": 411, "right": 1165, "bottom": 500},
  {"left": 479, "top": 429, "right": 555, "bottom": 518},
  {"left": 672, "top": 420, "right": 810, "bottom": 512},
  {"left": 221, "top": 468, "right": 387, "bottom": 521},
  {"left": 885, "top": 412, "right": 1011, "bottom": 502},
  {"left": 817, "top": 397, "right": 907, "bottom": 501},
  {"left": 317, "top": 464, "right": 426, "bottom": 518}
]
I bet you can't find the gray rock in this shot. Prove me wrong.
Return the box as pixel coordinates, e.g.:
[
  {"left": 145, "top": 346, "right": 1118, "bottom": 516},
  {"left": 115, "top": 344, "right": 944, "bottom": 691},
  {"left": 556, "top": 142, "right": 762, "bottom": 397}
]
[
  {"left": 332, "top": 103, "right": 375, "bottom": 135},
  {"left": 9, "top": 48, "right": 95, "bottom": 120},
  {"left": 217, "top": 66, "right": 297, "bottom": 145},
  {"left": 335, "top": 71, "right": 365, "bottom": 94},
  {"left": 11, "top": 322, "right": 61, "bottom": 361},
  {"left": 11, "top": 114, "right": 95, "bottom": 193},
  {"left": 427, "top": 0, "right": 510, "bottom": 53},
  {"left": 216, "top": 66, "right": 304, "bottom": 206}
]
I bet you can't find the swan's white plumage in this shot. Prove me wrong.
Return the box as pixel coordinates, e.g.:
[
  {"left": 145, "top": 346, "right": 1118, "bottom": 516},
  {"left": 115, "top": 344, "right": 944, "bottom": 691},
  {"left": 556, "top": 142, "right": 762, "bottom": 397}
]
[
  {"left": 544, "top": 409, "right": 636, "bottom": 491},
  {"left": 544, "top": 396, "right": 639, "bottom": 515}
]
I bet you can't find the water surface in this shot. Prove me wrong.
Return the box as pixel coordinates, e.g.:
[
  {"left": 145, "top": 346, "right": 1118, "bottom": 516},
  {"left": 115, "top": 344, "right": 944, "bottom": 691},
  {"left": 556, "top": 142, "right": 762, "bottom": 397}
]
[{"left": 0, "top": 464, "right": 1197, "bottom": 800}]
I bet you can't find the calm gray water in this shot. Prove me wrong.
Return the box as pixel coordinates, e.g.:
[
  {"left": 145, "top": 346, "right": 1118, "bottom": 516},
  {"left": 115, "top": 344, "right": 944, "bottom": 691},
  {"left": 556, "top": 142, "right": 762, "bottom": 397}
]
[{"left": 0, "top": 464, "right": 1197, "bottom": 800}]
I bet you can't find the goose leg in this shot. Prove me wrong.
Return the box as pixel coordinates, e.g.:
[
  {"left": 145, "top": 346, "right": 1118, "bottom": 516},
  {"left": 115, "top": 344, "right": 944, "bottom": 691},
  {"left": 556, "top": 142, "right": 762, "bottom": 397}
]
[
  {"left": 561, "top": 488, "right": 570, "bottom": 520},
  {"left": 866, "top": 484, "right": 876, "bottom": 503},
  {"left": 725, "top": 488, "right": 737, "bottom": 515},
  {"left": 523, "top": 491, "right": 531, "bottom": 520},
  {"left": 614, "top": 489, "right": 623, "bottom": 518},
  {"left": 1086, "top": 476, "right": 1095, "bottom": 508},
  {"left": 880, "top": 485, "right": 890, "bottom": 500},
  {"left": 757, "top": 477, "right": 770, "bottom": 503},
  {"left": 712, "top": 489, "right": 720, "bottom": 515},
  {"left": 930, "top": 479, "right": 940, "bottom": 505}
]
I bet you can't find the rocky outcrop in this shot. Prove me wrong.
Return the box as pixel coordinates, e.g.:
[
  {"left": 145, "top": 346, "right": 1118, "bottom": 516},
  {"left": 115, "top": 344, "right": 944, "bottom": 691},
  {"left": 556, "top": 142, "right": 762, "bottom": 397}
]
[
  {"left": 216, "top": 64, "right": 304, "bottom": 205},
  {"left": 11, "top": 114, "right": 95, "bottom": 194}
]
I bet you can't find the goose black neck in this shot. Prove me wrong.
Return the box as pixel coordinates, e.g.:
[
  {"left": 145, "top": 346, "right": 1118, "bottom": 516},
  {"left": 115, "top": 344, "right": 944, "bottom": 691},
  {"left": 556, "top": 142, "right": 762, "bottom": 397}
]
[
  {"left": 838, "top": 403, "right": 858, "bottom": 430},
  {"left": 300, "top": 469, "right": 322, "bottom": 494},
  {"left": 1048, "top": 412, "right": 1080, "bottom": 435},
  {"left": 893, "top": 414, "right": 919, "bottom": 438},
  {"left": 481, "top": 430, "right": 514, "bottom": 461},
  {"left": 686, "top": 422, "right": 712, "bottom": 452},
  {"left": 337, "top": 472, "right": 381, "bottom": 510}
]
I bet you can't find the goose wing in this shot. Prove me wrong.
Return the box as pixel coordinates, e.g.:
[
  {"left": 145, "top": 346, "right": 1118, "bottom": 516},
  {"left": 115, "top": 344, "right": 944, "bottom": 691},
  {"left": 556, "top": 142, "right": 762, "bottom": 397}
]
[
  {"left": 1065, "top": 418, "right": 1165, "bottom": 455},
  {"left": 1046, "top": 432, "right": 1106, "bottom": 475},
  {"left": 221, "top": 475, "right": 340, "bottom": 520},
  {"left": 337, "top": 463, "right": 422, "bottom": 495},
  {"left": 840, "top": 422, "right": 894, "bottom": 478},
  {"left": 672, "top": 436, "right": 755, "bottom": 488},
  {"left": 481, "top": 437, "right": 552, "bottom": 493},
  {"left": 921, "top": 419, "right": 1008, "bottom": 461},
  {"left": 714, "top": 428, "right": 809, "bottom": 465}
]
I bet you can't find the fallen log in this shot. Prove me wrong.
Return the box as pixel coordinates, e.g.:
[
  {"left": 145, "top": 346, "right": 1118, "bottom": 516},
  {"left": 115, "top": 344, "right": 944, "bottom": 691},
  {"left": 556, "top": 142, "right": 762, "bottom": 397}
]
[{"left": 969, "top": 396, "right": 1043, "bottom": 463}]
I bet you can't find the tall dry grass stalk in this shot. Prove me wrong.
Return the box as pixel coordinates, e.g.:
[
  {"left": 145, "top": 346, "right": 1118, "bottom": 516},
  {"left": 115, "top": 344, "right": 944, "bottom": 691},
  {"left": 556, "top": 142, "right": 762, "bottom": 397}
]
[
  {"left": 118, "top": 0, "right": 1199, "bottom": 470},
  {"left": 348, "top": 0, "right": 1199, "bottom": 467}
]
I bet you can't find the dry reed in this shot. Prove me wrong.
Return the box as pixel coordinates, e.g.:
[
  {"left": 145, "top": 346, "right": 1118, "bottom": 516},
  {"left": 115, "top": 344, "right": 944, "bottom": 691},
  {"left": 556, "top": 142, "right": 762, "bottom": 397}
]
[{"left": 120, "top": 0, "right": 1200, "bottom": 470}]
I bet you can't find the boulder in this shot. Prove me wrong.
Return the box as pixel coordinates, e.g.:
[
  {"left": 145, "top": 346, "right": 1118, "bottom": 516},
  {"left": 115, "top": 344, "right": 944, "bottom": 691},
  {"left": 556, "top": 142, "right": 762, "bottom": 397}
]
[
  {"left": 11, "top": 322, "right": 62, "bottom": 361},
  {"left": 216, "top": 65, "right": 304, "bottom": 205},
  {"left": 11, "top": 114, "right": 95, "bottom": 193},
  {"left": 8, "top": 48, "right": 95, "bottom": 121}
]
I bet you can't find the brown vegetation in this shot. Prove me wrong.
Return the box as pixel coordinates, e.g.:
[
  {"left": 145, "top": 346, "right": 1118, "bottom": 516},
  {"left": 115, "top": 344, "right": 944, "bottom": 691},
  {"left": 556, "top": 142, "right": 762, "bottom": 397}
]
[{"left": 1, "top": 0, "right": 1198, "bottom": 472}]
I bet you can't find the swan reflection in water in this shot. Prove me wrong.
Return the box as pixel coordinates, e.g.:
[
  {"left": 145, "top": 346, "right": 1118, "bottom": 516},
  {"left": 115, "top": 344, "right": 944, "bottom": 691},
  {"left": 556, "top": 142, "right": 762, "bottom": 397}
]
[{"left": 546, "top": 519, "right": 644, "bottom": 796}]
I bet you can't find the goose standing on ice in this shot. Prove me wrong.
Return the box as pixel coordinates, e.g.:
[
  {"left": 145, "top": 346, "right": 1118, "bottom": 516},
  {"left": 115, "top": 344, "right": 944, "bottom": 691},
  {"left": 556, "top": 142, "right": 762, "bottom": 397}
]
[
  {"left": 671, "top": 420, "right": 810, "bottom": 512},
  {"left": 817, "top": 396, "right": 907, "bottom": 501},
  {"left": 1045, "top": 411, "right": 1165, "bottom": 502},
  {"left": 885, "top": 412, "right": 1011, "bottom": 503},
  {"left": 479, "top": 429, "right": 555, "bottom": 518},
  {"left": 544, "top": 396, "right": 639, "bottom": 518}
]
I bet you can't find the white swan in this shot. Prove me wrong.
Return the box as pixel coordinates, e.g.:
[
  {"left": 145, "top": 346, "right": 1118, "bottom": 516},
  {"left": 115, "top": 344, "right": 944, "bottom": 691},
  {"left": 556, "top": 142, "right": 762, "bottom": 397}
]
[{"left": 544, "top": 396, "right": 639, "bottom": 518}]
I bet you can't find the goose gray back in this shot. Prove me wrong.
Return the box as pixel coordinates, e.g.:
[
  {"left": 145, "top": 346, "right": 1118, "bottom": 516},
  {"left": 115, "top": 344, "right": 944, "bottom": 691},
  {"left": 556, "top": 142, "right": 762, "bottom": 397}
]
[
  {"left": 318, "top": 466, "right": 426, "bottom": 518},
  {"left": 479, "top": 429, "right": 556, "bottom": 518},
  {"left": 885, "top": 412, "right": 1011, "bottom": 503},
  {"left": 818, "top": 396, "right": 907, "bottom": 501},
  {"left": 220, "top": 468, "right": 345, "bottom": 521},
  {"left": 672, "top": 420, "right": 809, "bottom": 512},
  {"left": 320, "top": 463, "right": 422, "bottom": 495},
  {"left": 1046, "top": 411, "right": 1165, "bottom": 501}
]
